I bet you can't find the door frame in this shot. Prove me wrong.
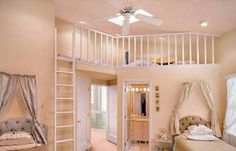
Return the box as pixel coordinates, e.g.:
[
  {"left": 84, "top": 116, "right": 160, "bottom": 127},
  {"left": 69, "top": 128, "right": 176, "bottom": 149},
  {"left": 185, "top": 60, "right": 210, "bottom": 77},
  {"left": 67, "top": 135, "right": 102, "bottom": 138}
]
[
  {"left": 107, "top": 84, "right": 118, "bottom": 144},
  {"left": 122, "top": 79, "right": 152, "bottom": 151}
]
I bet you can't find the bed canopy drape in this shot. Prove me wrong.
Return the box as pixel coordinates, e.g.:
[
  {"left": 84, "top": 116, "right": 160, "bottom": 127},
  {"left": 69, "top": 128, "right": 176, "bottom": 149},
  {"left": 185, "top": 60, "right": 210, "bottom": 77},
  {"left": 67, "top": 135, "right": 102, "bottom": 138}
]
[
  {"left": 170, "top": 81, "right": 221, "bottom": 137},
  {"left": 0, "top": 72, "right": 47, "bottom": 145}
]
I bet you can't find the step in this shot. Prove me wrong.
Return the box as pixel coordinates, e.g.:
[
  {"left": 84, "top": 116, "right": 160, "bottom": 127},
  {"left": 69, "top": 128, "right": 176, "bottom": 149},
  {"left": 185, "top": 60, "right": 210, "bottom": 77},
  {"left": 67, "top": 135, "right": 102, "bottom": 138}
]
[
  {"left": 57, "top": 56, "right": 73, "bottom": 62},
  {"left": 56, "top": 111, "right": 74, "bottom": 114},
  {"left": 56, "top": 138, "right": 74, "bottom": 144},
  {"left": 56, "top": 84, "right": 73, "bottom": 87},
  {"left": 56, "top": 124, "right": 74, "bottom": 128},
  {"left": 57, "top": 70, "right": 73, "bottom": 75},
  {"left": 56, "top": 97, "right": 73, "bottom": 100}
]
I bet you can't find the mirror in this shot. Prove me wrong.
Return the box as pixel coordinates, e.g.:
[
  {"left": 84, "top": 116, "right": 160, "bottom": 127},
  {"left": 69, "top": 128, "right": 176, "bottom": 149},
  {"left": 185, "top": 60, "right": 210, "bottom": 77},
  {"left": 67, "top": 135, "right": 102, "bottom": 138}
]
[{"left": 126, "top": 83, "right": 149, "bottom": 118}]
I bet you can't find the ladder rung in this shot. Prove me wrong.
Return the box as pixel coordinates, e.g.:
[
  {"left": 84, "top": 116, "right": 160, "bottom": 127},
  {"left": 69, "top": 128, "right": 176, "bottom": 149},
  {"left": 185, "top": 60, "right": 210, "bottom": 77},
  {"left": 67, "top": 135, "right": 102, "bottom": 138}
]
[
  {"left": 56, "top": 84, "right": 73, "bottom": 87},
  {"left": 56, "top": 111, "right": 74, "bottom": 114},
  {"left": 56, "top": 138, "right": 74, "bottom": 143},
  {"left": 57, "top": 56, "right": 73, "bottom": 62},
  {"left": 56, "top": 97, "right": 73, "bottom": 100},
  {"left": 57, "top": 71, "right": 73, "bottom": 74},
  {"left": 56, "top": 124, "right": 74, "bottom": 128}
]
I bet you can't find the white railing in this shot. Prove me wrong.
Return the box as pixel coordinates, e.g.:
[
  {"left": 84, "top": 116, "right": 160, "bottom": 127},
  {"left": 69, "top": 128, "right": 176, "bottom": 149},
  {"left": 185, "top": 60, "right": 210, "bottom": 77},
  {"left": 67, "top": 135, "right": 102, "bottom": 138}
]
[{"left": 57, "top": 25, "right": 219, "bottom": 68}]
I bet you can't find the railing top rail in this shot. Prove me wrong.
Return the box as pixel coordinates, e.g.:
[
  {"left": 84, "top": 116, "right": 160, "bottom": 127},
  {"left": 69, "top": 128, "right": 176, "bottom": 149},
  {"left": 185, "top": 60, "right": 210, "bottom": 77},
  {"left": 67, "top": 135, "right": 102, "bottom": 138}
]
[{"left": 77, "top": 25, "right": 220, "bottom": 38}]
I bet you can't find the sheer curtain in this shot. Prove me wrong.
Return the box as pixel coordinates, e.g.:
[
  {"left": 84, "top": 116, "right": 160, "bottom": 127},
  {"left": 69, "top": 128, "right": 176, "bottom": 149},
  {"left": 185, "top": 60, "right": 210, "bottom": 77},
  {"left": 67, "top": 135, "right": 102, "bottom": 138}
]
[
  {"left": 200, "top": 82, "right": 221, "bottom": 137},
  {"left": 0, "top": 72, "right": 18, "bottom": 114},
  {"left": 19, "top": 76, "right": 47, "bottom": 144},
  {"left": 224, "top": 75, "right": 236, "bottom": 146},
  {"left": 170, "top": 82, "right": 195, "bottom": 135}
]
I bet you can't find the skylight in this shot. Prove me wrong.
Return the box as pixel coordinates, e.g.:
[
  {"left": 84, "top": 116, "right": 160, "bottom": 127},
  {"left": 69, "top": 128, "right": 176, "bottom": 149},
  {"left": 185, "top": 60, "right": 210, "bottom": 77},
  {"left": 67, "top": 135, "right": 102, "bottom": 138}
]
[{"left": 107, "top": 9, "right": 153, "bottom": 26}]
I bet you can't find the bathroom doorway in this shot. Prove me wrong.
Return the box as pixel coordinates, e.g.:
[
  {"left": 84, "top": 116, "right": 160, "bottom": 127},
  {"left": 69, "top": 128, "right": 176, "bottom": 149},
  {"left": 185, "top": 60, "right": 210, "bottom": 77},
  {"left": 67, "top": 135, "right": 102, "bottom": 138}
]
[{"left": 122, "top": 81, "right": 151, "bottom": 151}]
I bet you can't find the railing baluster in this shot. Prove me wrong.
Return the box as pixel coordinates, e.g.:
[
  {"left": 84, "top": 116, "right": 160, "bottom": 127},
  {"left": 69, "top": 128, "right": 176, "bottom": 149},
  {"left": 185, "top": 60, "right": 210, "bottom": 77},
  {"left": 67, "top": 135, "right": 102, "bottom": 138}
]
[
  {"left": 94, "top": 32, "right": 96, "bottom": 61},
  {"left": 80, "top": 27, "right": 83, "bottom": 59},
  {"left": 189, "top": 33, "right": 192, "bottom": 65},
  {"left": 154, "top": 36, "right": 157, "bottom": 65},
  {"left": 111, "top": 37, "right": 114, "bottom": 66},
  {"left": 197, "top": 33, "right": 199, "bottom": 64},
  {"left": 116, "top": 38, "right": 119, "bottom": 67},
  {"left": 128, "top": 37, "right": 130, "bottom": 65},
  {"left": 204, "top": 35, "right": 207, "bottom": 64},
  {"left": 175, "top": 34, "right": 177, "bottom": 65},
  {"left": 122, "top": 37, "right": 125, "bottom": 66},
  {"left": 87, "top": 30, "right": 90, "bottom": 61},
  {"left": 160, "top": 37, "right": 163, "bottom": 66},
  {"left": 141, "top": 37, "right": 143, "bottom": 66},
  {"left": 101, "top": 34, "right": 103, "bottom": 64},
  {"left": 182, "top": 34, "right": 185, "bottom": 65},
  {"left": 147, "top": 36, "right": 150, "bottom": 66},
  {"left": 212, "top": 35, "right": 215, "bottom": 64},
  {"left": 134, "top": 37, "right": 136, "bottom": 63},
  {"left": 106, "top": 35, "right": 109, "bottom": 64},
  {"left": 167, "top": 35, "right": 170, "bottom": 65}
]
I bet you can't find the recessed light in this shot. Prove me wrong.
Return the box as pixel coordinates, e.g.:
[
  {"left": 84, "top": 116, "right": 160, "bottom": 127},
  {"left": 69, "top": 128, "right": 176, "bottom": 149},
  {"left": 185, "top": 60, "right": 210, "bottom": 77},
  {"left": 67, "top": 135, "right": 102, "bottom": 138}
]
[
  {"left": 79, "top": 21, "right": 86, "bottom": 24},
  {"left": 199, "top": 21, "right": 208, "bottom": 27}
]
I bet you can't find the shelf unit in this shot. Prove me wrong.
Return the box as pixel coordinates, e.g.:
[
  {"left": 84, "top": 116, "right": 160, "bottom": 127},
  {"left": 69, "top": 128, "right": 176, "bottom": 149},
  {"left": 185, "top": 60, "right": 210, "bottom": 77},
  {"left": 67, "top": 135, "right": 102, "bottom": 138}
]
[{"left": 54, "top": 27, "right": 76, "bottom": 151}]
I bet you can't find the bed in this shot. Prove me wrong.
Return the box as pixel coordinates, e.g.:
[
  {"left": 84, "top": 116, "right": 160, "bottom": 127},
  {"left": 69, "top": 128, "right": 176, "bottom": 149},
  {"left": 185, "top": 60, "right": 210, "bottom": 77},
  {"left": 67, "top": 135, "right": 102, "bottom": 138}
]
[
  {"left": 173, "top": 115, "right": 236, "bottom": 151},
  {"left": 0, "top": 117, "right": 47, "bottom": 151}
]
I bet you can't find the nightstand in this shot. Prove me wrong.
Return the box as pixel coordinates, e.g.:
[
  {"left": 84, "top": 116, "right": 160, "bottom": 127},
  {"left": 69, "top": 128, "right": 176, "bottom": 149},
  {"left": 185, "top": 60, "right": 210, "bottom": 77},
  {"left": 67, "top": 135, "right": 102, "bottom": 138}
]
[{"left": 152, "top": 139, "right": 171, "bottom": 151}]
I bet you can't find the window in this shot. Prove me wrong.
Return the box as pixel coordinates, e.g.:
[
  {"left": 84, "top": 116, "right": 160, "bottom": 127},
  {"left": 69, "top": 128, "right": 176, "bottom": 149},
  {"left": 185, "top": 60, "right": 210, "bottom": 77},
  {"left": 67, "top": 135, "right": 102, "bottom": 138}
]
[
  {"left": 91, "top": 85, "right": 108, "bottom": 129},
  {"left": 224, "top": 75, "right": 236, "bottom": 136}
]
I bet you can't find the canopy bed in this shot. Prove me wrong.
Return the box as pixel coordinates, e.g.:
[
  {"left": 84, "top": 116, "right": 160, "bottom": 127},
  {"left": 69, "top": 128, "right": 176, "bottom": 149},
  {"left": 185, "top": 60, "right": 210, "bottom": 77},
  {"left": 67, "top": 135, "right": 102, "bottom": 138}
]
[
  {"left": 170, "top": 81, "right": 236, "bottom": 151},
  {"left": 0, "top": 72, "right": 47, "bottom": 150}
]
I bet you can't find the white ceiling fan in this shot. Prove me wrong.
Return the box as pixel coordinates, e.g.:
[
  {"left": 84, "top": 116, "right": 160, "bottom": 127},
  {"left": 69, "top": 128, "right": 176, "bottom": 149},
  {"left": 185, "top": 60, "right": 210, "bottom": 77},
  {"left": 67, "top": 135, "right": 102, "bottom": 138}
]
[{"left": 97, "top": 0, "right": 163, "bottom": 35}]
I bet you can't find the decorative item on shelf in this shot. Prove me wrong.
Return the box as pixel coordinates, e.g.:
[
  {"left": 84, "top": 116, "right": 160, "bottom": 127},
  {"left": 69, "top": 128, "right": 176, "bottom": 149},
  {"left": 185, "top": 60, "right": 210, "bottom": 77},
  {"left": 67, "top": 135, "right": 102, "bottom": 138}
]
[
  {"left": 157, "top": 128, "right": 170, "bottom": 141},
  {"left": 155, "top": 86, "right": 160, "bottom": 112}
]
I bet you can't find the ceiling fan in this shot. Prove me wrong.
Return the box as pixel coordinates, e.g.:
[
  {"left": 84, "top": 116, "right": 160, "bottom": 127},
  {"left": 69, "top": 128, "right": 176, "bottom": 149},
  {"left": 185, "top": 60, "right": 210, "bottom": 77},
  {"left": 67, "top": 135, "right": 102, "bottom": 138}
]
[{"left": 96, "top": 0, "right": 163, "bottom": 35}]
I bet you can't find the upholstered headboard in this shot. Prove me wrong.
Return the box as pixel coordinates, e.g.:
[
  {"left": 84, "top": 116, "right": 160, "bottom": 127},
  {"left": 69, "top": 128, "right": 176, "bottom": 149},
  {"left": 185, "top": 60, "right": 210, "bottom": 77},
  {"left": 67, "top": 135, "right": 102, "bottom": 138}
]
[
  {"left": 179, "top": 115, "right": 211, "bottom": 133},
  {"left": 0, "top": 118, "right": 47, "bottom": 140}
]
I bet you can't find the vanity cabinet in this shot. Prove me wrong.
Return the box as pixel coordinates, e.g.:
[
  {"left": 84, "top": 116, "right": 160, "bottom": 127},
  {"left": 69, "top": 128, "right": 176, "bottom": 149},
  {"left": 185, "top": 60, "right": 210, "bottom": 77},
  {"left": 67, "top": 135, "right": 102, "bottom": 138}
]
[{"left": 130, "top": 120, "right": 149, "bottom": 142}]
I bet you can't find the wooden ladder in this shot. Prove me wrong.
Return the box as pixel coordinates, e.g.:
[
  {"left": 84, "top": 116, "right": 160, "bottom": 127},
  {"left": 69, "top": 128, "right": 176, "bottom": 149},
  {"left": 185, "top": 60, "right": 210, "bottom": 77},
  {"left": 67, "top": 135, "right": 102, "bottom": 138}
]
[{"left": 54, "top": 27, "right": 76, "bottom": 151}]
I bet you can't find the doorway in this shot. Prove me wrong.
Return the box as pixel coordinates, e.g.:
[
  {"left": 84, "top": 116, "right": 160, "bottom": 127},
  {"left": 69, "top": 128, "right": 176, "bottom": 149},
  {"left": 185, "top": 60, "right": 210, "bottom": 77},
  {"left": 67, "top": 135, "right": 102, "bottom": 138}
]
[
  {"left": 122, "top": 81, "right": 151, "bottom": 151},
  {"left": 89, "top": 84, "right": 117, "bottom": 151}
]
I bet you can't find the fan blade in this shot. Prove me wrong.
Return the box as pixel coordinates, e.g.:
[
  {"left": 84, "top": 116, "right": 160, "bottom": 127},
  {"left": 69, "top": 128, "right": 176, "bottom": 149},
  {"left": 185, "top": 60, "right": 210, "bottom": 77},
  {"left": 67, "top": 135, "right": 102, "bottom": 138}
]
[
  {"left": 122, "top": 17, "right": 130, "bottom": 35},
  {"left": 135, "top": 14, "right": 163, "bottom": 26},
  {"left": 105, "top": 0, "right": 122, "bottom": 10},
  {"left": 92, "top": 14, "right": 120, "bottom": 23}
]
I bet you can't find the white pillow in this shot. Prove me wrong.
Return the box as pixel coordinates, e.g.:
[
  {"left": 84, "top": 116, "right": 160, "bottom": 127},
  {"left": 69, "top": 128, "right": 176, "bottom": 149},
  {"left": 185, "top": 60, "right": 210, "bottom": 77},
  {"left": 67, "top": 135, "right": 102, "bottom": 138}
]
[
  {"left": 0, "top": 131, "right": 32, "bottom": 141},
  {"left": 187, "top": 124, "right": 213, "bottom": 134}
]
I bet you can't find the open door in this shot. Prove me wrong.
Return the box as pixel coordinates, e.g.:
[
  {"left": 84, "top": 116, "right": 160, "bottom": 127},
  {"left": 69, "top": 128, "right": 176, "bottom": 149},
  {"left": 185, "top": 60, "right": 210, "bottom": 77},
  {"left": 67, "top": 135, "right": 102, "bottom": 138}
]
[
  {"left": 77, "top": 78, "right": 89, "bottom": 151},
  {"left": 107, "top": 85, "right": 118, "bottom": 144}
]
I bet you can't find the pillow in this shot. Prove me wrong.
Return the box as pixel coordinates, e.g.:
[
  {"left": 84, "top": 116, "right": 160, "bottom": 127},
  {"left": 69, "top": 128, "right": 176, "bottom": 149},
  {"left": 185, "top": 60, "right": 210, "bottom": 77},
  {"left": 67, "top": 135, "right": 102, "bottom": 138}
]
[
  {"left": 0, "top": 131, "right": 35, "bottom": 146},
  {"left": 183, "top": 133, "right": 218, "bottom": 141},
  {"left": 0, "top": 138, "right": 35, "bottom": 146},
  {"left": 187, "top": 124, "right": 213, "bottom": 135}
]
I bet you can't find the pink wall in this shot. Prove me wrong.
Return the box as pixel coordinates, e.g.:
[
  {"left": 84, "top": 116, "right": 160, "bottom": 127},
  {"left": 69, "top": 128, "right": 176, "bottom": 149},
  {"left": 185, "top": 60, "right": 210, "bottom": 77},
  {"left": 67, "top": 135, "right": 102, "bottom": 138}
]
[{"left": 0, "top": 0, "right": 54, "bottom": 150}]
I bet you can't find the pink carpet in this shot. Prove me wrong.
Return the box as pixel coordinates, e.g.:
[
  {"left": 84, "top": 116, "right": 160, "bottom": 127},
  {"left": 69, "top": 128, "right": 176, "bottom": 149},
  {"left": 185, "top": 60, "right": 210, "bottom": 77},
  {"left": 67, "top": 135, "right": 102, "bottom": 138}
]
[{"left": 89, "top": 129, "right": 117, "bottom": 151}]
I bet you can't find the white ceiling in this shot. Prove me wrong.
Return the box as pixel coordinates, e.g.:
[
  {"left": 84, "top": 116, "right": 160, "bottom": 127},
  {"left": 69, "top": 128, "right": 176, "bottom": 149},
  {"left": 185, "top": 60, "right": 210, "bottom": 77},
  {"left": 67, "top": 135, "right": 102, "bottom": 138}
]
[{"left": 55, "top": 0, "right": 236, "bottom": 35}]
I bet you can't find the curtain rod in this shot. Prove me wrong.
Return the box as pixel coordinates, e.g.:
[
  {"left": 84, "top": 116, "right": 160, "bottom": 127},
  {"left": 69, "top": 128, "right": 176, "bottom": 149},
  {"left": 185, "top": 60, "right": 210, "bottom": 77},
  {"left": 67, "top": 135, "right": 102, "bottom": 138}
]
[{"left": 0, "top": 72, "right": 36, "bottom": 77}]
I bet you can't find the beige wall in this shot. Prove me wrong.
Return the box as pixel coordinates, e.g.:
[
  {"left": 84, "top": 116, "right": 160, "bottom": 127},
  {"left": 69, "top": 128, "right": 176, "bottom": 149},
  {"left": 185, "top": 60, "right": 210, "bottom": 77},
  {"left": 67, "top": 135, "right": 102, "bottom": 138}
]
[{"left": 0, "top": 0, "right": 54, "bottom": 151}]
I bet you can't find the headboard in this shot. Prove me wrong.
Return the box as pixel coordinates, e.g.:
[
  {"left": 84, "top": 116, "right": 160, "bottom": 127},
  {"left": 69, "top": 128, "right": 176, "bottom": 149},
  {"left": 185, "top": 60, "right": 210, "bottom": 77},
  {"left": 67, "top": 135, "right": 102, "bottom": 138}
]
[
  {"left": 179, "top": 115, "right": 211, "bottom": 133},
  {"left": 0, "top": 118, "right": 47, "bottom": 141}
]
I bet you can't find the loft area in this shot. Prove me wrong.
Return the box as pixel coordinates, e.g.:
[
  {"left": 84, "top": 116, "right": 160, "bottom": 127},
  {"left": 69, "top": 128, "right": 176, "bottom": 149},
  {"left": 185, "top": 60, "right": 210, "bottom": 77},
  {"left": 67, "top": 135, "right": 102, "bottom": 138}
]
[{"left": 56, "top": 25, "right": 218, "bottom": 68}]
